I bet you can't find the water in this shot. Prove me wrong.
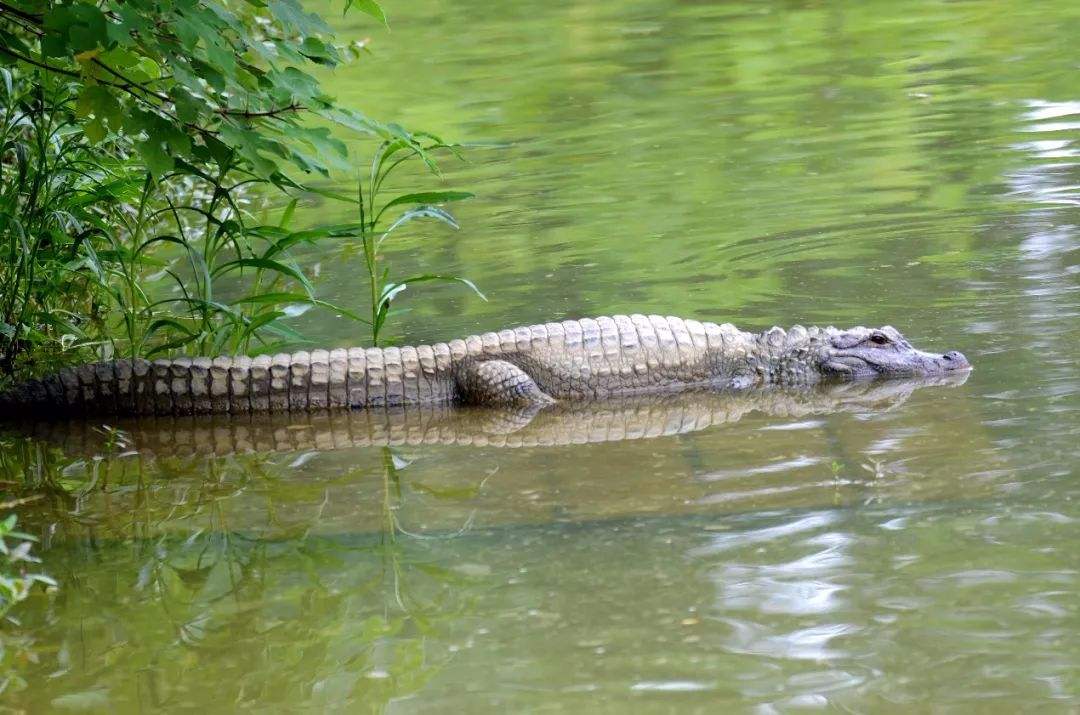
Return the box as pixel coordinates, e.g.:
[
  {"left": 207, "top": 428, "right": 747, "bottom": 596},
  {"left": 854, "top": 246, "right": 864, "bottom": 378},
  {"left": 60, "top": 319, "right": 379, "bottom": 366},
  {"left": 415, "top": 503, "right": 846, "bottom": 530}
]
[{"left": 3, "top": 0, "right": 1080, "bottom": 710}]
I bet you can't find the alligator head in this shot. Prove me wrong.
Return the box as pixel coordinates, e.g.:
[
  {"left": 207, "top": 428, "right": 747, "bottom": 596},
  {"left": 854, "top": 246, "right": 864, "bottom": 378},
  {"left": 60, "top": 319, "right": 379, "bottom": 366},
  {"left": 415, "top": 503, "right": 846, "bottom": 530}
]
[{"left": 819, "top": 326, "right": 970, "bottom": 380}]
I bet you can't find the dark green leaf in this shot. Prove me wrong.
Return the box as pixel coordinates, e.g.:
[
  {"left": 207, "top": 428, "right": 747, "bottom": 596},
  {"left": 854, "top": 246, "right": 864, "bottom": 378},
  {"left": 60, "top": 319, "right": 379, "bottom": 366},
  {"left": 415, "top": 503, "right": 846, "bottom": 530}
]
[
  {"left": 136, "top": 139, "right": 174, "bottom": 177},
  {"left": 395, "top": 274, "right": 487, "bottom": 301},
  {"left": 170, "top": 87, "right": 202, "bottom": 124},
  {"left": 269, "top": 0, "right": 333, "bottom": 36},
  {"left": 379, "top": 206, "right": 460, "bottom": 244},
  {"left": 212, "top": 257, "right": 312, "bottom": 293},
  {"left": 382, "top": 191, "right": 473, "bottom": 213}
]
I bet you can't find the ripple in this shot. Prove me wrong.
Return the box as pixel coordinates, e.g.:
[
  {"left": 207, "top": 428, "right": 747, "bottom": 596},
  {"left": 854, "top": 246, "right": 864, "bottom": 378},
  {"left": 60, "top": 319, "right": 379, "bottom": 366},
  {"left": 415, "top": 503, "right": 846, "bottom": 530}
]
[
  {"left": 689, "top": 512, "right": 839, "bottom": 555},
  {"left": 630, "top": 681, "right": 714, "bottom": 692},
  {"left": 720, "top": 620, "right": 860, "bottom": 661}
]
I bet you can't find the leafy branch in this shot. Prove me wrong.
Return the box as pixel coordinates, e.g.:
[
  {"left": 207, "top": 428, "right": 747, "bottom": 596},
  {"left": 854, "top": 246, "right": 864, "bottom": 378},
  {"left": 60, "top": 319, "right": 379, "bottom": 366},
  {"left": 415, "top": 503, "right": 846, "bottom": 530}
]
[{"left": 0, "top": 0, "right": 400, "bottom": 179}]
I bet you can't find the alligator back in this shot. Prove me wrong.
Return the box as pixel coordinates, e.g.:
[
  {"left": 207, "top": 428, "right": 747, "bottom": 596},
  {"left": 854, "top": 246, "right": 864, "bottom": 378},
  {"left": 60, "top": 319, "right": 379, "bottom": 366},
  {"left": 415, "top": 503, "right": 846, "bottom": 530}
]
[{"left": 0, "top": 316, "right": 748, "bottom": 417}]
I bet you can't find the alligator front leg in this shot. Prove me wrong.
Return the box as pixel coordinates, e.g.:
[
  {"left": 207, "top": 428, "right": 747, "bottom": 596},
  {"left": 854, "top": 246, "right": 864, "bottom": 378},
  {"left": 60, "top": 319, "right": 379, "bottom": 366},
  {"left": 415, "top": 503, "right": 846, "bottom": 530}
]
[{"left": 455, "top": 359, "right": 555, "bottom": 407}]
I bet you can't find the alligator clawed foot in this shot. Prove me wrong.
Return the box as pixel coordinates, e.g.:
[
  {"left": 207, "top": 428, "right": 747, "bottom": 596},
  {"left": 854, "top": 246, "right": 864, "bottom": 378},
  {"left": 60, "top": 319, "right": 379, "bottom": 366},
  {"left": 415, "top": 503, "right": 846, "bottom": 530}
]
[{"left": 455, "top": 359, "right": 555, "bottom": 407}]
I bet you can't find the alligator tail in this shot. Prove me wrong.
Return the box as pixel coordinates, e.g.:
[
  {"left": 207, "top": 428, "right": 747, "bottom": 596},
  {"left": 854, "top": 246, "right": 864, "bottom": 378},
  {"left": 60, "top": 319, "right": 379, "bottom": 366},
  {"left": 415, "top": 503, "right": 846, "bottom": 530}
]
[{"left": 0, "top": 346, "right": 456, "bottom": 418}]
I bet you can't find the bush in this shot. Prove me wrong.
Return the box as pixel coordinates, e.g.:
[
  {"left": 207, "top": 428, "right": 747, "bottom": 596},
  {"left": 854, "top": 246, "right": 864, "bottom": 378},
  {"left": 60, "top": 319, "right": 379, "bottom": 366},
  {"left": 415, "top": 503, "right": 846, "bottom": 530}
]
[
  {"left": 0, "top": 68, "right": 347, "bottom": 374},
  {"left": 0, "top": 0, "right": 483, "bottom": 380}
]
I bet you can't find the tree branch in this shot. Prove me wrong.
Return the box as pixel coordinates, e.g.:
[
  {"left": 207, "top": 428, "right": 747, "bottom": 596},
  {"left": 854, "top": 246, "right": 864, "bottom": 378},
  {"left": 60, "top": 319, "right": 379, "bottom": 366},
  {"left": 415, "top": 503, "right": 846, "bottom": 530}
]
[
  {"left": 0, "top": 45, "right": 80, "bottom": 77},
  {"left": 0, "top": 1, "right": 42, "bottom": 25},
  {"left": 218, "top": 103, "right": 305, "bottom": 118},
  {"left": 0, "top": 46, "right": 221, "bottom": 139},
  {"left": 91, "top": 58, "right": 171, "bottom": 103}
]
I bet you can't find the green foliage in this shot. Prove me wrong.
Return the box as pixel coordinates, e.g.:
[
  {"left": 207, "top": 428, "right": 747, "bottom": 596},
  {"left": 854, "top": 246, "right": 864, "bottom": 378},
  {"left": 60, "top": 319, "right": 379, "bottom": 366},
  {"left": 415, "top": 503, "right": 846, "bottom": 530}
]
[
  {"left": 354, "top": 137, "right": 485, "bottom": 345},
  {"left": 0, "top": 0, "right": 484, "bottom": 378},
  {"left": 0, "top": 69, "right": 354, "bottom": 374},
  {"left": 0, "top": 0, "right": 394, "bottom": 181},
  {"left": 108, "top": 150, "right": 365, "bottom": 359},
  {"left": 0, "top": 71, "right": 136, "bottom": 373},
  {"left": 0, "top": 514, "right": 54, "bottom": 622}
]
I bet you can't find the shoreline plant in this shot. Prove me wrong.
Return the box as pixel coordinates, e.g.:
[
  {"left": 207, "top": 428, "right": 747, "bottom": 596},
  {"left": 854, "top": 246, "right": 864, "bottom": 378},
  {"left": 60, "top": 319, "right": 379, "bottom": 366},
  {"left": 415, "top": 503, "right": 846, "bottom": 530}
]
[
  {"left": 0, "top": 0, "right": 483, "bottom": 381},
  {"left": 354, "top": 135, "right": 484, "bottom": 346}
]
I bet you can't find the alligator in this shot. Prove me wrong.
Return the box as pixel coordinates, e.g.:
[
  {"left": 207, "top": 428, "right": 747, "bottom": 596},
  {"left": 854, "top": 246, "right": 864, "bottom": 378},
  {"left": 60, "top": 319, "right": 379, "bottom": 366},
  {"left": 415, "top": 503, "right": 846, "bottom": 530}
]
[
  {"left": 16, "top": 375, "right": 967, "bottom": 458},
  {"left": 0, "top": 315, "right": 970, "bottom": 417}
]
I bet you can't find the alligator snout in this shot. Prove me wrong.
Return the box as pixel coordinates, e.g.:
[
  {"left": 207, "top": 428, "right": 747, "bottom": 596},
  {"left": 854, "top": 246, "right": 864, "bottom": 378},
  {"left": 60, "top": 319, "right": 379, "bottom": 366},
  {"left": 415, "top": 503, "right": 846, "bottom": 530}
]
[
  {"left": 942, "top": 350, "right": 971, "bottom": 371},
  {"left": 823, "top": 327, "right": 972, "bottom": 380}
]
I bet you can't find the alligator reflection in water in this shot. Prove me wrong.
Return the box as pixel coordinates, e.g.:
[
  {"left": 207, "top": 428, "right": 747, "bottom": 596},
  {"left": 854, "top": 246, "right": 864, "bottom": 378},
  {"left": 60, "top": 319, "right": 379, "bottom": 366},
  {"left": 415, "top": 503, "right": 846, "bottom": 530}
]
[
  {"left": 22, "top": 375, "right": 968, "bottom": 459},
  {"left": 3, "top": 372, "right": 991, "bottom": 539},
  {"left": 0, "top": 373, "right": 1011, "bottom": 711}
]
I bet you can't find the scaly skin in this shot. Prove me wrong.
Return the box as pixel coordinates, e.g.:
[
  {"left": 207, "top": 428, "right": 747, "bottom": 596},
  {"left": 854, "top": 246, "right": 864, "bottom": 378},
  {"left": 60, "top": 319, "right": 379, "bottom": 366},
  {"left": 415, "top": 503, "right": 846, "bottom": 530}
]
[
  {"left": 0, "top": 315, "right": 970, "bottom": 417},
  {"left": 17, "top": 376, "right": 968, "bottom": 458}
]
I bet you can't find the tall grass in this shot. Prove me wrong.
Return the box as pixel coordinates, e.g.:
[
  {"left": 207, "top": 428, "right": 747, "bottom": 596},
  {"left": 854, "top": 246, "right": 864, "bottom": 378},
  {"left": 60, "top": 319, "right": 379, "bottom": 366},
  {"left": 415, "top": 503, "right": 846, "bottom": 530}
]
[
  {"left": 355, "top": 134, "right": 485, "bottom": 345},
  {"left": 0, "top": 73, "right": 134, "bottom": 375}
]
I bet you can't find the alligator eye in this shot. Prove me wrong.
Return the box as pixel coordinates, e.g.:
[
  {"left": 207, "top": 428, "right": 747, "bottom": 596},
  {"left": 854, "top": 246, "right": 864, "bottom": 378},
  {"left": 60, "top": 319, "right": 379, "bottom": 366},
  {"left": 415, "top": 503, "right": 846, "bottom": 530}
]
[{"left": 869, "top": 333, "right": 889, "bottom": 345}]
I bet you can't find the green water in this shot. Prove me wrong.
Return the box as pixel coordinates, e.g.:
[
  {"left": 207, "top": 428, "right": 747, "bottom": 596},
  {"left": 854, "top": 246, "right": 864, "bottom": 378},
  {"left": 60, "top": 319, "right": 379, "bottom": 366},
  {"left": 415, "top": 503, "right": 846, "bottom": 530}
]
[{"left": 4, "top": 0, "right": 1080, "bottom": 710}]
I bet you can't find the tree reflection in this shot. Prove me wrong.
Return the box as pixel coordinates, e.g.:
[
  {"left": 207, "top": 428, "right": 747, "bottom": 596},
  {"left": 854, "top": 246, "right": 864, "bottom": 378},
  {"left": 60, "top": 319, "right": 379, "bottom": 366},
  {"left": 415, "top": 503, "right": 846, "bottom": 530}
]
[{"left": 0, "top": 438, "right": 487, "bottom": 712}]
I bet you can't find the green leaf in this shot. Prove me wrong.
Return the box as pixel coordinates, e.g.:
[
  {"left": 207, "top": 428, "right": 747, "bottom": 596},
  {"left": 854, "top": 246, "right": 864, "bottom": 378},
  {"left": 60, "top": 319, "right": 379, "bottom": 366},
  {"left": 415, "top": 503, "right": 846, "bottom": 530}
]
[
  {"left": 232, "top": 293, "right": 370, "bottom": 324},
  {"left": 212, "top": 257, "right": 312, "bottom": 293},
  {"left": 108, "top": 6, "right": 145, "bottom": 45},
  {"left": 259, "top": 319, "right": 308, "bottom": 343},
  {"left": 84, "top": 117, "right": 107, "bottom": 144},
  {"left": 290, "top": 126, "right": 349, "bottom": 169},
  {"left": 315, "top": 107, "right": 387, "bottom": 137},
  {"left": 270, "top": 67, "right": 320, "bottom": 103},
  {"left": 379, "top": 206, "right": 460, "bottom": 245},
  {"left": 269, "top": 0, "right": 333, "bottom": 36},
  {"left": 219, "top": 122, "right": 280, "bottom": 178},
  {"left": 378, "top": 282, "right": 408, "bottom": 306},
  {"left": 133, "top": 57, "right": 162, "bottom": 81},
  {"left": 299, "top": 37, "right": 338, "bottom": 65},
  {"left": 145, "top": 318, "right": 198, "bottom": 339},
  {"left": 347, "top": 0, "right": 387, "bottom": 26},
  {"left": 76, "top": 85, "right": 117, "bottom": 122},
  {"left": 279, "top": 198, "right": 298, "bottom": 228},
  {"left": 136, "top": 139, "right": 174, "bottom": 177},
  {"left": 170, "top": 86, "right": 202, "bottom": 124},
  {"left": 382, "top": 191, "right": 473, "bottom": 213},
  {"left": 231, "top": 291, "right": 312, "bottom": 306},
  {"left": 239, "top": 311, "right": 286, "bottom": 342},
  {"left": 70, "top": 9, "right": 109, "bottom": 53},
  {"left": 376, "top": 191, "right": 472, "bottom": 225},
  {"left": 395, "top": 274, "right": 487, "bottom": 301}
]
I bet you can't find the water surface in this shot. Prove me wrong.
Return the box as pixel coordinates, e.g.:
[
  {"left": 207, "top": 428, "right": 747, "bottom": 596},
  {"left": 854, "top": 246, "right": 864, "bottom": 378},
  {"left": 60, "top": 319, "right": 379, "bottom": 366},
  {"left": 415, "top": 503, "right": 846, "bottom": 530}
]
[{"left": 3, "top": 0, "right": 1079, "bottom": 710}]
